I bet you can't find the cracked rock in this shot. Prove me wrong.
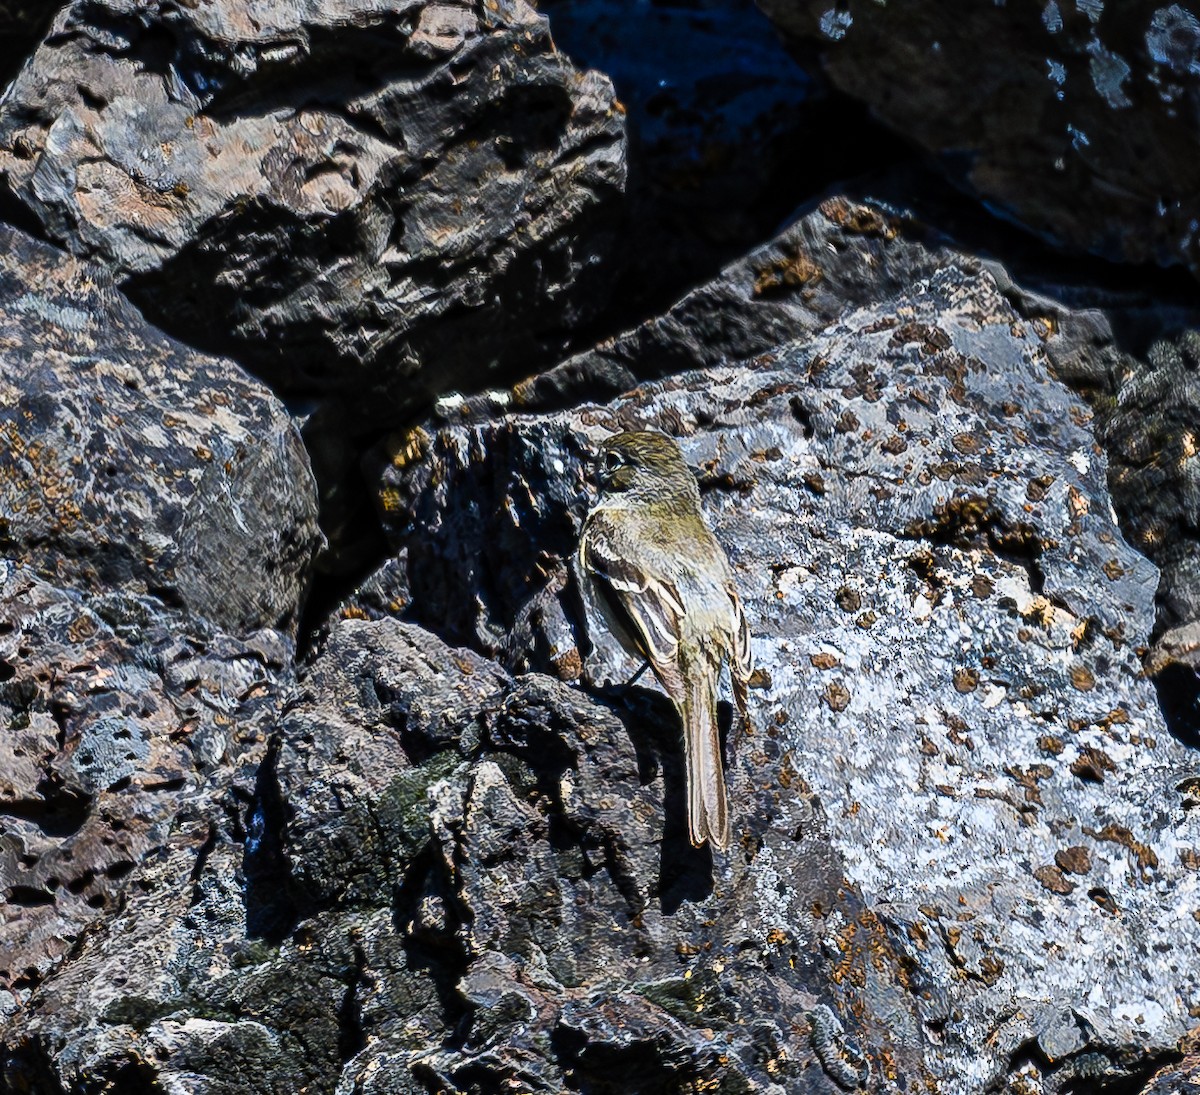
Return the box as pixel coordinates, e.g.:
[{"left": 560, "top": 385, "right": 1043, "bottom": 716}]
[
  {"left": 3, "top": 615, "right": 931, "bottom": 1092},
  {"left": 0, "top": 564, "right": 292, "bottom": 1017},
  {"left": 0, "top": 225, "right": 322, "bottom": 635}
]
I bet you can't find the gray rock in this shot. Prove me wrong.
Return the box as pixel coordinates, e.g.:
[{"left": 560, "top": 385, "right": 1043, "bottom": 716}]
[
  {"left": 0, "top": 224, "right": 321, "bottom": 634},
  {"left": 0, "top": 0, "right": 55, "bottom": 91},
  {"left": 1014, "top": 295, "right": 1200, "bottom": 677},
  {"left": 3, "top": 614, "right": 932, "bottom": 1092},
  {"left": 492, "top": 190, "right": 1200, "bottom": 673},
  {"left": 754, "top": 0, "right": 1200, "bottom": 275},
  {"left": 0, "top": 564, "right": 292, "bottom": 1017},
  {"left": 507, "top": 192, "right": 954, "bottom": 411},
  {"left": 0, "top": 0, "right": 626, "bottom": 420},
  {"left": 373, "top": 263, "right": 1198, "bottom": 1089},
  {"left": 1103, "top": 329, "right": 1200, "bottom": 631}
]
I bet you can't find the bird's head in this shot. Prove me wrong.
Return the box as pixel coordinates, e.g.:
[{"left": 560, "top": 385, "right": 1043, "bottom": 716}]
[{"left": 594, "top": 430, "right": 698, "bottom": 504}]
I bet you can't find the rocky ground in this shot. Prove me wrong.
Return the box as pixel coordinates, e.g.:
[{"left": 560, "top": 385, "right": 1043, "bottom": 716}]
[{"left": 1, "top": 1, "right": 1198, "bottom": 1093}]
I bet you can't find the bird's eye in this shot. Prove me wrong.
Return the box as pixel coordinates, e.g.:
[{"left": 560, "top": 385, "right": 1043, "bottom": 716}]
[{"left": 604, "top": 451, "right": 622, "bottom": 472}]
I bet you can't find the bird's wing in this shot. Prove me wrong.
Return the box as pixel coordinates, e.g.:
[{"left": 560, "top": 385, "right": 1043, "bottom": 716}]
[{"left": 580, "top": 518, "right": 685, "bottom": 673}]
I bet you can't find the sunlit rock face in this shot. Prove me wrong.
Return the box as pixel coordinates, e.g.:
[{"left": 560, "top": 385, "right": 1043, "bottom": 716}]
[
  {"left": 0, "top": 0, "right": 627, "bottom": 420},
  {"left": 372, "top": 250, "right": 1197, "bottom": 1090},
  {"left": 755, "top": 0, "right": 1200, "bottom": 275}
]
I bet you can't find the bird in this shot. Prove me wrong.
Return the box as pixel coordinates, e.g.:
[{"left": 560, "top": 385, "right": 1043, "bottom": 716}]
[{"left": 577, "top": 429, "right": 753, "bottom": 850}]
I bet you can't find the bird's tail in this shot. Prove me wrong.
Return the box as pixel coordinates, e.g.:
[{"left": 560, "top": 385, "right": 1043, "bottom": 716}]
[{"left": 681, "top": 656, "right": 731, "bottom": 851}]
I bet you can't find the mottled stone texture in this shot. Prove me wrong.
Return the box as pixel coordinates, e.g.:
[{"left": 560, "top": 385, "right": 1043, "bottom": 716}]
[
  {"left": 0, "top": 563, "right": 292, "bottom": 1018},
  {"left": 1103, "top": 330, "right": 1200, "bottom": 633},
  {"left": 0, "top": 0, "right": 1197, "bottom": 1087},
  {"left": 0, "top": 0, "right": 626, "bottom": 418},
  {"left": 3, "top": 615, "right": 932, "bottom": 1093},
  {"left": 373, "top": 263, "right": 1197, "bottom": 1089},
  {"left": 0, "top": 225, "right": 322, "bottom": 635},
  {"left": 756, "top": 0, "right": 1200, "bottom": 275}
]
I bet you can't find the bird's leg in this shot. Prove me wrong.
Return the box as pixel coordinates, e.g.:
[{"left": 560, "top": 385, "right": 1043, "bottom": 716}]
[{"left": 625, "top": 660, "right": 652, "bottom": 688}]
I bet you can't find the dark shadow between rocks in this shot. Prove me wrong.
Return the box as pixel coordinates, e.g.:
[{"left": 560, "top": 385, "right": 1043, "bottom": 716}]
[
  {"left": 243, "top": 737, "right": 305, "bottom": 943},
  {"left": 550, "top": 1022, "right": 701, "bottom": 1095},
  {"left": 1153, "top": 665, "right": 1200, "bottom": 750},
  {"left": 0, "top": 0, "right": 61, "bottom": 94},
  {"left": 392, "top": 847, "right": 473, "bottom": 1046},
  {"left": 0, "top": 177, "right": 58, "bottom": 251},
  {"left": 603, "top": 685, "right": 716, "bottom": 913}
]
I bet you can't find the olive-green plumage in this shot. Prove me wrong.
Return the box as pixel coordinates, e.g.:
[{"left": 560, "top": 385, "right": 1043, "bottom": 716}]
[{"left": 577, "top": 430, "right": 753, "bottom": 850}]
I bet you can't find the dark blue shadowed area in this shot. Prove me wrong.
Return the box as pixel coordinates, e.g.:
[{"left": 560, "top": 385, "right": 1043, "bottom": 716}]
[
  {"left": 540, "top": 0, "right": 811, "bottom": 161},
  {"left": 535, "top": 0, "right": 900, "bottom": 329}
]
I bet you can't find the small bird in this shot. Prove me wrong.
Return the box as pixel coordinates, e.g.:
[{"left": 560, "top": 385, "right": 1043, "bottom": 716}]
[{"left": 577, "top": 430, "right": 753, "bottom": 850}]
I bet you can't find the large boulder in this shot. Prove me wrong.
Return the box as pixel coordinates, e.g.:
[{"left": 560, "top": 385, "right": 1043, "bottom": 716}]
[
  {"left": 0, "top": 0, "right": 626, "bottom": 418},
  {"left": 2, "top": 615, "right": 932, "bottom": 1093},
  {"left": 754, "top": 0, "right": 1200, "bottom": 275},
  {"left": 0, "top": 564, "right": 293, "bottom": 1016},
  {"left": 370, "top": 262, "right": 1198, "bottom": 1088},
  {"left": 0, "top": 225, "right": 321, "bottom": 635}
]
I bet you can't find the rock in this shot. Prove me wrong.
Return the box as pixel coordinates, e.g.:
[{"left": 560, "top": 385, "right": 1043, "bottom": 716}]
[
  {"left": 512, "top": 192, "right": 952, "bottom": 410},
  {"left": 2, "top": 615, "right": 933, "bottom": 1092},
  {"left": 1101, "top": 328, "right": 1200, "bottom": 633},
  {"left": 0, "top": 224, "right": 321, "bottom": 635},
  {"left": 495, "top": 188, "right": 1200, "bottom": 675},
  {"left": 0, "top": 0, "right": 627, "bottom": 421},
  {"left": 372, "top": 263, "right": 1199, "bottom": 1088},
  {"left": 0, "top": 564, "right": 292, "bottom": 1017},
  {"left": 1139, "top": 1042, "right": 1200, "bottom": 1094},
  {"left": 754, "top": 0, "right": 1200, "bottom": 275}
]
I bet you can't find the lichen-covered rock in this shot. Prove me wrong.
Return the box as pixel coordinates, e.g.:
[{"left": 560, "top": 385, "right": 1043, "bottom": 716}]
[
  {"left": 0, "top": 225, "right": 321, "bottom": 634},
  {"left": 0, "top": 564, "right": 292, "bottom": 1017},
  {"left": 0, "top": 0, "right": 626, "bottom": 417},
  {"left": 754, "top": 0, "right": 1200, "bottom": 275},
  {"left": 2, "top": 614, "right": 932, "bottom": 1092},
  {"left": 373, "top": 264, "right": 1199, "bottom": 1088}
]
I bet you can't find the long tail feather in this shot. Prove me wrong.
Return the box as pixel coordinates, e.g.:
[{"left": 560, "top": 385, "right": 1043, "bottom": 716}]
[{"left": 681, "top": 660, "right": 731, "bottom": 850}]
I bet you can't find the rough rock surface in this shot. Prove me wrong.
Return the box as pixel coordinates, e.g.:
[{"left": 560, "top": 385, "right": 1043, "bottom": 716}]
[
  {"left": 499, "top": 189, "right": 1200, "bottom": 676},
  {"left": 512, "top": 192, "right": 952, "bottom": 410},
  {"left": 0, "top": 563, "right": 292, "bottom": 1018},
  {"left": 755, "top": 0, "right": 1200, "bottom": 275},
  {"left": 375, "top": 264, "right": 1199, "bottom": 1089},
  {"left": 0, "top": 225, "right": 321, "bottom": 635},
  {"left": 0, "top": 0, "right": 626, "bottom": 417},
  {"left": 1101, "top": 329, "right": 1200, "bottom": 637},
  {"left": 3, "top": 615, "right": 932, "bottom": 1093}
]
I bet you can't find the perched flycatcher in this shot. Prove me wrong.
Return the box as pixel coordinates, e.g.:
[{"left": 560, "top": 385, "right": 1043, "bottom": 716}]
[{"left": 577, "top": 430, "right": 753, "bottom": 850}]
